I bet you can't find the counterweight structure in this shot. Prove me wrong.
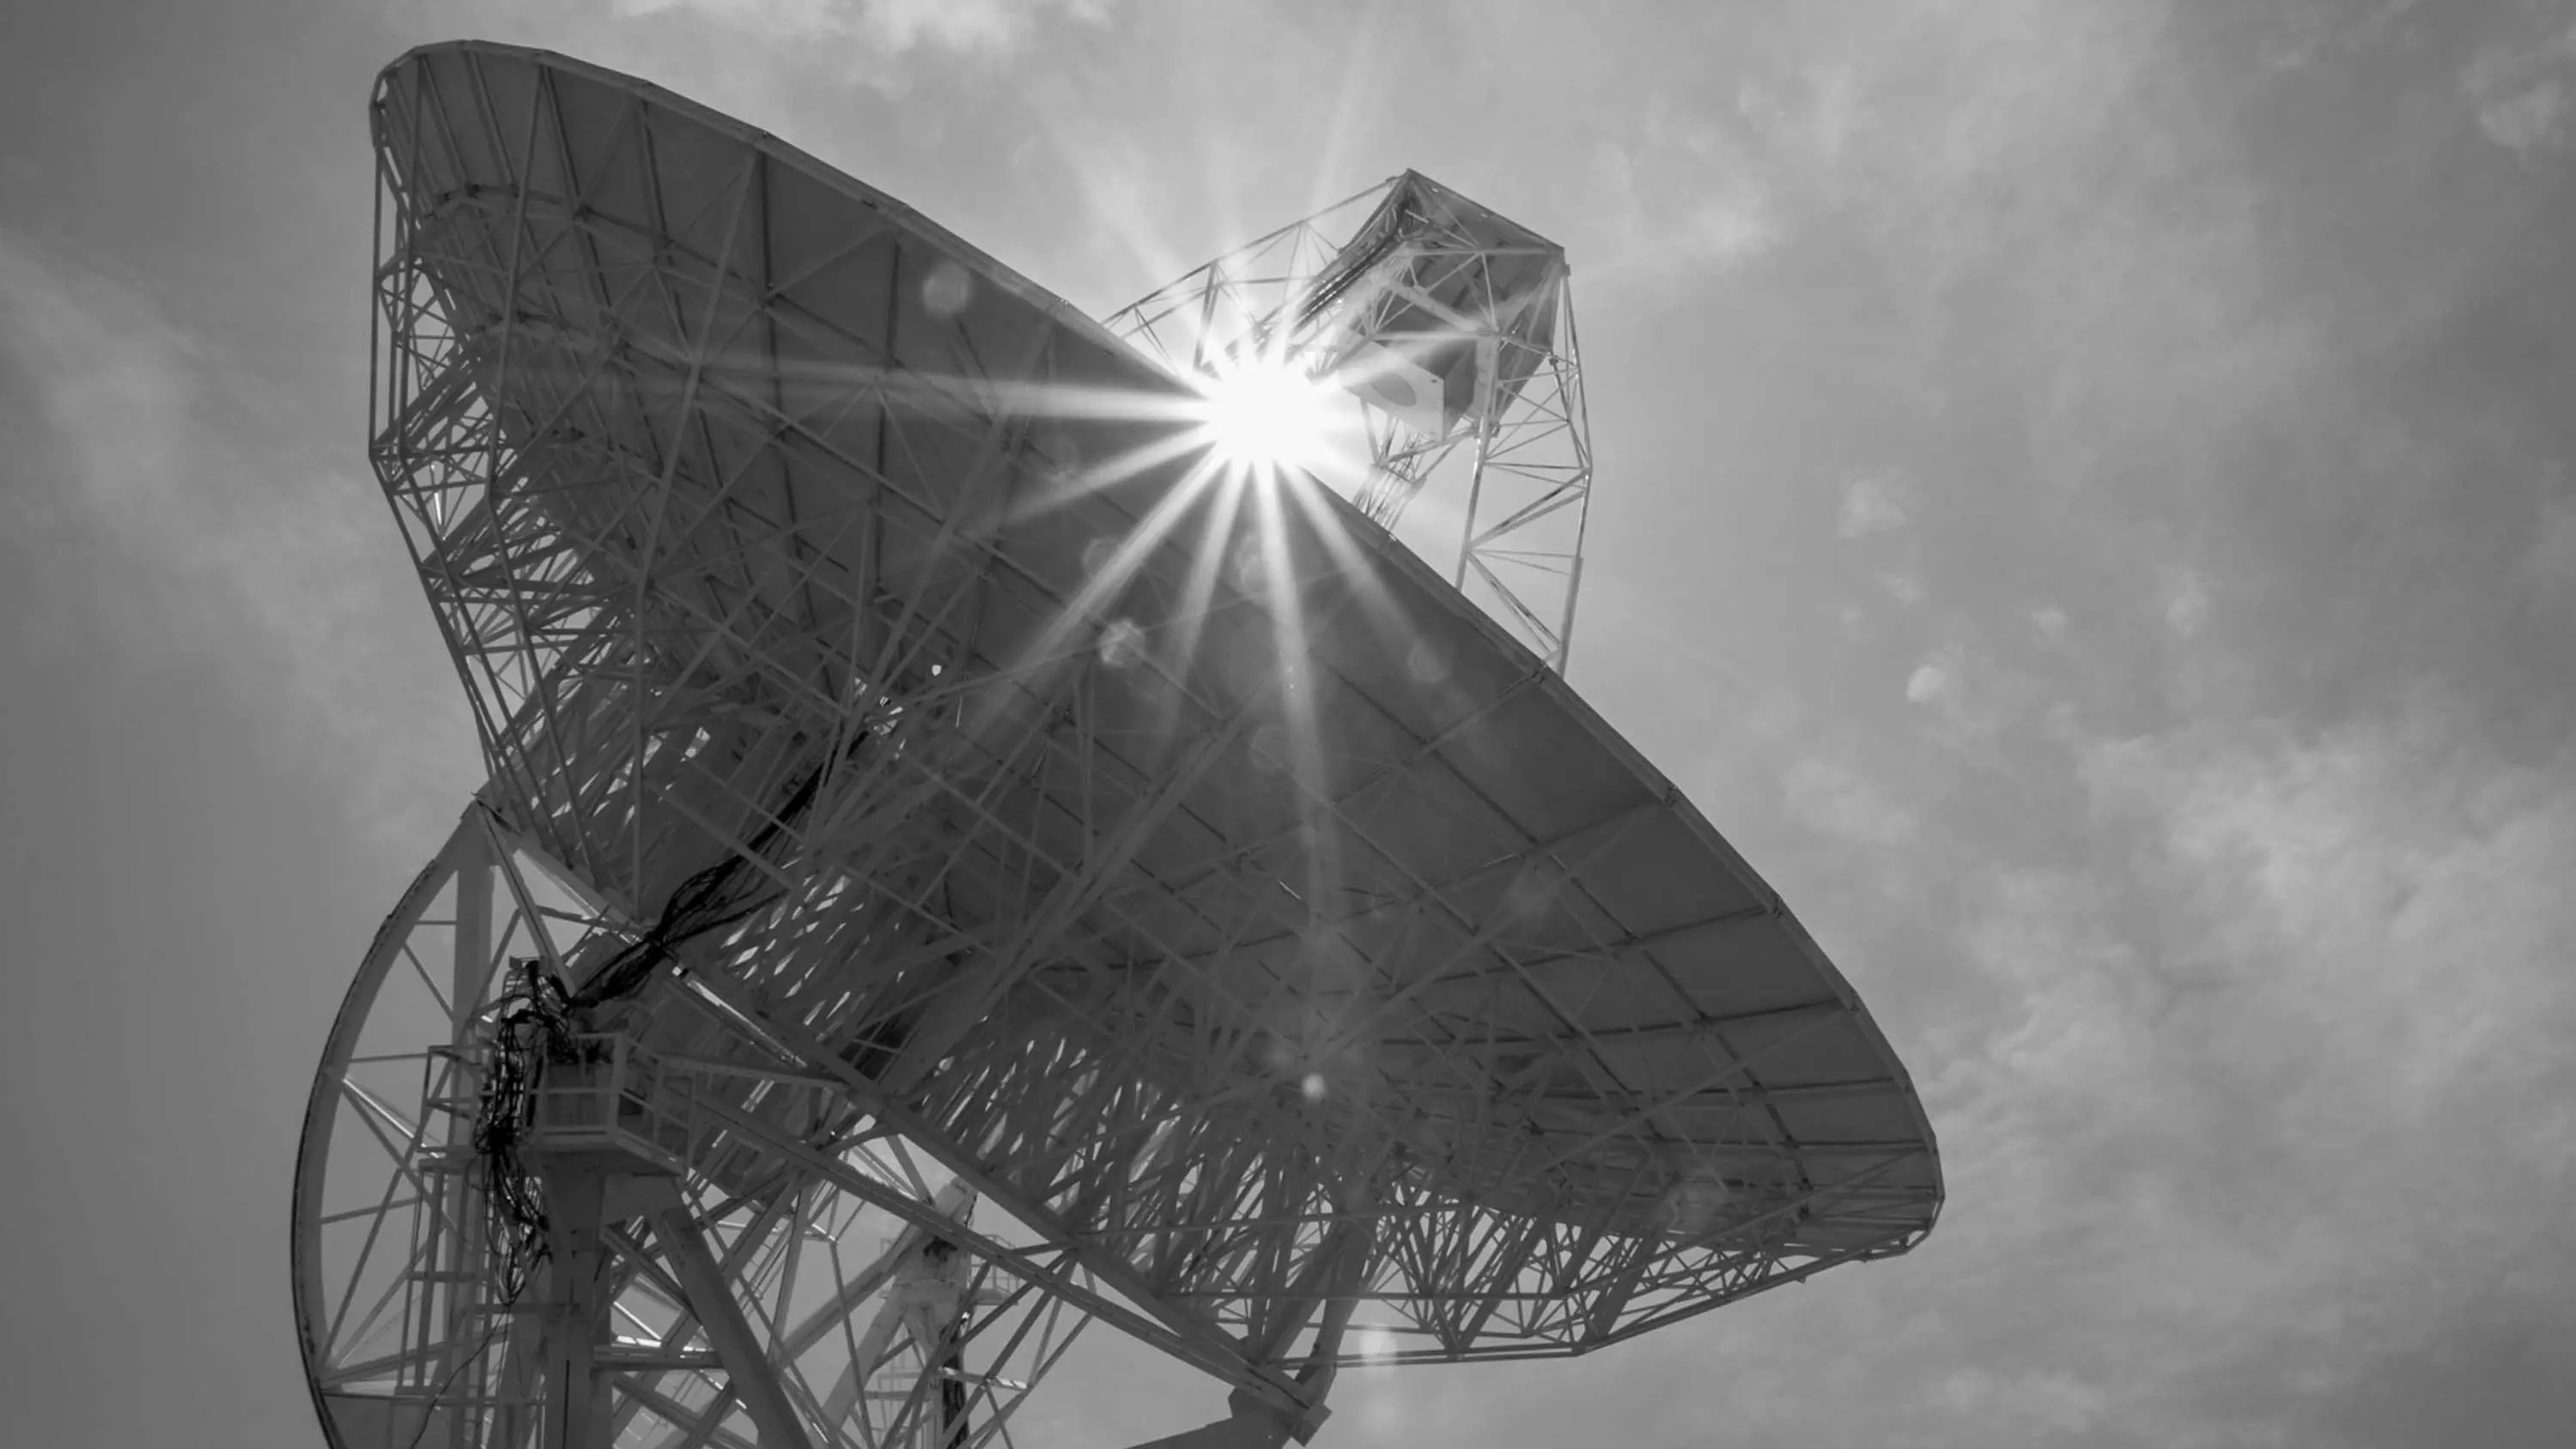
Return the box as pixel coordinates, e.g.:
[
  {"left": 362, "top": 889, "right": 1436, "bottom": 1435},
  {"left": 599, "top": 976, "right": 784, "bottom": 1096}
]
[
  {"left": 293, "top": 40, "right": 1943, "bottom": 1449},
  {"left": 1109, "top": 175, "right": 1594, "bottom": 672}
]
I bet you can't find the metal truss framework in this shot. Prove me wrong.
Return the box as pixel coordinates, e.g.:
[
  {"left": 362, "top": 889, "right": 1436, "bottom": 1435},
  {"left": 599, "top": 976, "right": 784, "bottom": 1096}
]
[
  {"left": 1109, "top": 173, "right": 1595, "bottom": 674},
  {"left": 295, "top": 808, "right": 1099, "bottom": 1449},
  {"left": 295, "top": 39, "right": 1942, "bottom": 1449}
]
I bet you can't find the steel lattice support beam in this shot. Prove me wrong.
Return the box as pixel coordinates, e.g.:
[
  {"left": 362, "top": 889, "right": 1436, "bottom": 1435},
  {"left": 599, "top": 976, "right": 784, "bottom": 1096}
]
[{"left": 1107, "top": 172, "right": 1597, "bottom": 673}]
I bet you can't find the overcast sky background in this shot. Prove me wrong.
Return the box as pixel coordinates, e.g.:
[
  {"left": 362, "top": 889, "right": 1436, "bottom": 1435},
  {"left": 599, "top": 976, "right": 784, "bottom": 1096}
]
[{"left": 4, "top": 1, "right": 2575, "bottom": 1446}]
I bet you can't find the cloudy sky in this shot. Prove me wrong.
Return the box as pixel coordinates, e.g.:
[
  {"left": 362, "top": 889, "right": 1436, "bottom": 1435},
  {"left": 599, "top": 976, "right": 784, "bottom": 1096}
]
[{"left": 5, "top": 1, "right": 2576, "bottom": 1446}]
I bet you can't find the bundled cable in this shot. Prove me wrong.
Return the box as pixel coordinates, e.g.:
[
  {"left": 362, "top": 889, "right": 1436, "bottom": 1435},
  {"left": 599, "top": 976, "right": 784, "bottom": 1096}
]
[
  {"left": 471, "top": 958, "right": 583, "bottom": 1300},
  {"left": 465, "top": 731, "right": 872, "bottom": 1293},
  {"left": 568, "top": 744, "right": 843, "bottom": 1011}
]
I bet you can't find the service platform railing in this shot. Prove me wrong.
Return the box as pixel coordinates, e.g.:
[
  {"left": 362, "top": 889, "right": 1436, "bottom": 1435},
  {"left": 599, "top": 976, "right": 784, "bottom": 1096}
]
[{"left": 518, "top": 1033, "right": 714, "bottom": 1176}]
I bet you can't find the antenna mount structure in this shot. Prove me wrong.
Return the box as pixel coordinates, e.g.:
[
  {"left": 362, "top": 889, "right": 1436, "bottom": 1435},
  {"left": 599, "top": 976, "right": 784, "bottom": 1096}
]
[
  {"left": 1110, "top": 173, "right": 1595, "bottom": 673},
  {"left": 289, "top": 43, "right": 1941, "bottom": 1449}
]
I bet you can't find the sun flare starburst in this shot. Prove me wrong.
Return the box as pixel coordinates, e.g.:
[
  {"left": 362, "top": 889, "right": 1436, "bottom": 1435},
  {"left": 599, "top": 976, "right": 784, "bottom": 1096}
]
[{"left": 1192, "top": 350, "right": 1340, "bottom": 481}]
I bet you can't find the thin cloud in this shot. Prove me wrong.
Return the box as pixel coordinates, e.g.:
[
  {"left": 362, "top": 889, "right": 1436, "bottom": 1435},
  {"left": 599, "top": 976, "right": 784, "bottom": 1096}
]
[
  {"left": 2521, "top": 488, "right": 2576, "bottom": 602},
  {"left": 2162, "top": 566, "right": 2214, "bottom": 638},
  {"left": 616, "top": 0, "right": 1111, "bottom": 56},
  {"left": 1584, "top": 104, "right": 1785, "bottom": 286},
  {"left": 0, "top": 230, "right": 468, "bottom": 846},
  {"left": 1783, "top": 755, "right": 1917, "bottom": 850},
  {"left": 1838, "top": 470, "right": 1914, "bottom": 538},
  {"left": 1583, "top": 696, "right": 2576, "bottom": 1449},
  {"left": 2464, "top": 19, "right": 2576, "bottom": 156}
]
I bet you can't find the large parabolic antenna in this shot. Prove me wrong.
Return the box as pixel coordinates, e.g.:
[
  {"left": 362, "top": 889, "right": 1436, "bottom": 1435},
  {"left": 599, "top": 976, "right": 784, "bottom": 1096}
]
[{"left": 294, "top": 40, "right": 1941, "bottom": 1449}]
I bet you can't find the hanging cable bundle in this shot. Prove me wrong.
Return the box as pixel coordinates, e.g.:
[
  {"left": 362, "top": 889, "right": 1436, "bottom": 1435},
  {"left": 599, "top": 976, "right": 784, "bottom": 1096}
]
[
  {"left": 471, "top": 958, "right": 581, "bottom": 1297},
  {"left": 462, "top": 725, "right": 879, "bottom": 1295},
  {"left": 568, "top": 738, "right": 853, "bottom": 1012}
]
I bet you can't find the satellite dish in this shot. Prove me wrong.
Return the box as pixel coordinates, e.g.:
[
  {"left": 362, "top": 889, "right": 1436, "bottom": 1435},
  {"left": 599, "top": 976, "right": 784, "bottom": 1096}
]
[{"left": 292, "top": 39, "right": 1941, "bottom": 1449}]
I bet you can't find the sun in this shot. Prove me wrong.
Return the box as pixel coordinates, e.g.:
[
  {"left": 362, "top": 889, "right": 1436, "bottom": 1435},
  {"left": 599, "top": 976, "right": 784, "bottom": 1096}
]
[{"left": 1193, "top": 349, "right": 1339, "bottom": 480}]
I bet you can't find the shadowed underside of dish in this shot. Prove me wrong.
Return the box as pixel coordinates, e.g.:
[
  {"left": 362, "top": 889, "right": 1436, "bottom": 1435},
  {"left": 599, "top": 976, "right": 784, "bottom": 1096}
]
[{"left": 290, "top": 37, "right": 1941, "bottom": 1449}]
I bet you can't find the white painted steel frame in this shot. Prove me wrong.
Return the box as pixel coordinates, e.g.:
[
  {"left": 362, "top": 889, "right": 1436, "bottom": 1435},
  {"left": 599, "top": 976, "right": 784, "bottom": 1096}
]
[
  {"left": 293, "top": 806, "right": 1095, "bottom": 1449},
  {"left": 291, "top": 39, "right": 1942, "bottom": 1449},
  {"left": 1108, "top": 175, "right": 1596, "bottom": 674}
]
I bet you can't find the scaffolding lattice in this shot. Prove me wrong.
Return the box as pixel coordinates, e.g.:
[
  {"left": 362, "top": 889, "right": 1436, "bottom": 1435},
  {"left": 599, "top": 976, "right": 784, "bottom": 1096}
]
[{"left": 1109, "top": 173, "right": 1597, "bottom": 674}]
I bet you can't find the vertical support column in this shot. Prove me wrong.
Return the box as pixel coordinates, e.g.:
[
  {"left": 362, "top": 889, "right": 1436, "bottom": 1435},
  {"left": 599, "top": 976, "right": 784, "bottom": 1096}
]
[
  {"left": 1546, "top": 286, "right": 1592, "bottom": 675},
  {"left": 1453, "top": 335, "right": 1504, "bottom": 593},
  {"left": 1285, "top": 1210, "right": 1371, "bottom": 1422},
  {"left": 1193, "top": 1211, "right": 1370, "bottom": 1449},
  {"left": 539, "top": 1170, "right": 617, "bottom": 1449},
  {"left": 649, "top": 1185, "right": 820, "bottom": 1449},
  {"left": 920, "top": 1238, "right": 973, "bottom": 1449},
  {"left": 938, "top": 1315, "right": 969, "bottom": 1449},
  {"left": 442, "top": 829, "right": 494, "bottom": 1449}
]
